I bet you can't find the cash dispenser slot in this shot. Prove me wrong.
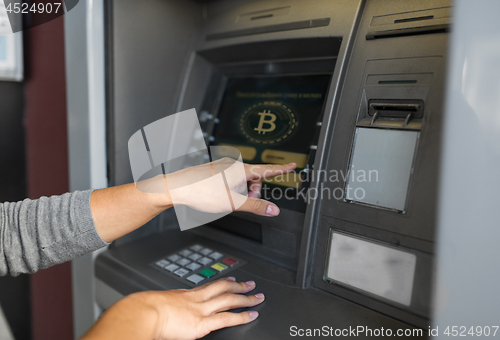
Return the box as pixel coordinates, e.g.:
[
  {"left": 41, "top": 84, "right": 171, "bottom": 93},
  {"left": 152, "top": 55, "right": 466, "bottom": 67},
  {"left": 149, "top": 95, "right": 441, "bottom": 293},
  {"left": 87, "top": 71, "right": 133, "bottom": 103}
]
[{"left": 345, "top": 99, "right": 423, "bottom": 212}]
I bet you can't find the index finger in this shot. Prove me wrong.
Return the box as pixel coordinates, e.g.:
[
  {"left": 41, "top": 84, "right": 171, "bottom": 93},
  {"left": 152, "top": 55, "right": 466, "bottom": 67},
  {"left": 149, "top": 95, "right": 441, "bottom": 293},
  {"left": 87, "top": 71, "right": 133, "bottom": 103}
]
[{"left": 245, "top": 163, "right": 297, "bottom": 181}]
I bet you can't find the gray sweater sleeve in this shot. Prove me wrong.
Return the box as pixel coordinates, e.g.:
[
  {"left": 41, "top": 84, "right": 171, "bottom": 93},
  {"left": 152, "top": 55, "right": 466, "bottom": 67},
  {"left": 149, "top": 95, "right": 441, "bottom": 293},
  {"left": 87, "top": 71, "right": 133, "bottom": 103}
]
[{"left": 0, "top": 190, "right": 109, "bottom": 276}]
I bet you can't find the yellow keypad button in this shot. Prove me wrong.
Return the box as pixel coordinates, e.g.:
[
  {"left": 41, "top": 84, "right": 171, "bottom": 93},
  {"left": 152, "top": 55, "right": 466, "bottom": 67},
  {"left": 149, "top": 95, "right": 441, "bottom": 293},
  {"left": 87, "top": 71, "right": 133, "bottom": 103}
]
[{"left": 211, "top": 262, "right": 228, "bottom": 272}]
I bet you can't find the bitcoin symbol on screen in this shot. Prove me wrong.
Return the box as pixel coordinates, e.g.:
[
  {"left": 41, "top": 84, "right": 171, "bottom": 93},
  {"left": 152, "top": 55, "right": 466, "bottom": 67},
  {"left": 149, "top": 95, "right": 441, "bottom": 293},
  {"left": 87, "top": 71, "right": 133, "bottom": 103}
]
[
  {"left": 254, "top": 110, "right": 277, "bottom": 134},
  {"left": 240, "top": 102, "right": 297, "bottom": 144}
]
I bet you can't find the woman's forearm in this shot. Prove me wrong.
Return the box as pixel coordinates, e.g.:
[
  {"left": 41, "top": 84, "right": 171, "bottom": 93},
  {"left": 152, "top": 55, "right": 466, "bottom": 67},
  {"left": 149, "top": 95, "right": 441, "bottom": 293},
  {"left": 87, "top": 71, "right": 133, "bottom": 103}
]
[
  {"left": 90, "top": 181, "right": 173, "bottom": 243},
  {"left": 90, "top": 161, "right": 295, "bottom": 243},
  {"left": 81, "top": 292, "right": 159, "bottom": 340}
]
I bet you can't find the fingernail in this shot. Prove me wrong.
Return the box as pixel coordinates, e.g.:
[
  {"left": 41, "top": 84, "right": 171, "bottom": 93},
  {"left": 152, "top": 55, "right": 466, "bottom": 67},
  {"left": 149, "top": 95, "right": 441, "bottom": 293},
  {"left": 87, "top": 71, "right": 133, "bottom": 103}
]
[
  {"left": 265, "top": 205, "right": 279, "bottom": 216},
  {"left": 289, "top": 162, "right": 297, "bottom": 166},
  {"left": 227, "top": 276, "right": 236, "bottom": 281},
  {"left": 249, "top": 311, "right": 259, "bottom": 319},
  {"left": 255, "top": 293, "right": 265, "bottom": 299},
  {"left": 248, "top": 191, "right": 260, "bottom": 198},
  {"left": 246, "top": 280, "right": 255, "bottom": 285}
]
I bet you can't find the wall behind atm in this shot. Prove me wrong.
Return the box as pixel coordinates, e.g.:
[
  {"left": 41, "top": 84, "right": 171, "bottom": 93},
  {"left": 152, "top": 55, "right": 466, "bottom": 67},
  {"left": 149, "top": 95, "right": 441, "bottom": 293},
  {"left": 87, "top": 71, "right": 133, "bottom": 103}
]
[
  {"left": 0, "top": 14, "right": 73, "bottom": 340},
  {"left": 0, "top": 58, "right": 30, "bottom": 340},
  {"left": 25, "top": 14, "right": 74, "bottom": 340}
]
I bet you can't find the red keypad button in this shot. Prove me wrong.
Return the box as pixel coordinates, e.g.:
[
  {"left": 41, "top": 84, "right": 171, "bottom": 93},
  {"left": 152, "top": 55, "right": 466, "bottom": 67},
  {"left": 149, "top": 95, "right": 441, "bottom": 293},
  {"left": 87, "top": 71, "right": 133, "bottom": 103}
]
[{"left": 222, "top": 258, "right": 238, "bottom": 266}]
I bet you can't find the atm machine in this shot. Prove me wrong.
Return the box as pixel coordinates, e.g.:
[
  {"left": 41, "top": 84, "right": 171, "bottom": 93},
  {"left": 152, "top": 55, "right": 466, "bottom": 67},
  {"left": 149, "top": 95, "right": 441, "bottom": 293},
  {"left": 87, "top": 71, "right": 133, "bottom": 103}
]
[{"left": 93, "top": 0, "right": 451, "bottom": 338}]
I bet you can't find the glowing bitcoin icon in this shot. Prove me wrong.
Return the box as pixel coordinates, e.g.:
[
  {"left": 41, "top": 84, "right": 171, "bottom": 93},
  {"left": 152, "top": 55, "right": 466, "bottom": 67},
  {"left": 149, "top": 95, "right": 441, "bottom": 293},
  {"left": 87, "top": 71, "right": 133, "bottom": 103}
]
[
  {"left": 254, "top": 110, "right": 277, "bottom": 134},
  {"left": 240, "top": 102, "right": 297, "bottom": 144}
]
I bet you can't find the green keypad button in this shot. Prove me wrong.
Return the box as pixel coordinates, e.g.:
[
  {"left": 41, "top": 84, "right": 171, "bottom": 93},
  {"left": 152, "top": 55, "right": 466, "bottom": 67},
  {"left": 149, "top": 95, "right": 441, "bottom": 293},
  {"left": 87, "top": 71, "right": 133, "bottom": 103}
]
[{"left": 199, "top": 268, "right": 216, "bottom": 278}]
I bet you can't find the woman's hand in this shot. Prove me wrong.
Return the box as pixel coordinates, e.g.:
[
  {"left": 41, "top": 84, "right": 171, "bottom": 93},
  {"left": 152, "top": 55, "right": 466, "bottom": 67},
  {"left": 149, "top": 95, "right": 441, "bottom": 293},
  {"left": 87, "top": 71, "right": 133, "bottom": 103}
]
[
  {"left": 166, "top": 159, "right": 297, "bottom": 217},
  {"left": 91, "top": 160, "right": 296, "bottom": 243},
  {"left": 81, "top": 277, "right": 264, "bottom": 340}
]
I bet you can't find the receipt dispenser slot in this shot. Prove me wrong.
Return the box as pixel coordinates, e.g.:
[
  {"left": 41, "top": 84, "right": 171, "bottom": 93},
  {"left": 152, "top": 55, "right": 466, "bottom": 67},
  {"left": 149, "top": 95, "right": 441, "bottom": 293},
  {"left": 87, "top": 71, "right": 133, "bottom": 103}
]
[{"left": 345, "top": 99, "right": 424, "bottom": 212}]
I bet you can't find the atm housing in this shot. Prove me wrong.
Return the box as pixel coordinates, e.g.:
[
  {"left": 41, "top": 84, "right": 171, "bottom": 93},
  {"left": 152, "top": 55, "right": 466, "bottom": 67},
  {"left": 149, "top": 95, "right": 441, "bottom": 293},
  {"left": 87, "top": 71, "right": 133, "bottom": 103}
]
[{"left": 97, "top": 0, "right": 450, "bottom": 337}]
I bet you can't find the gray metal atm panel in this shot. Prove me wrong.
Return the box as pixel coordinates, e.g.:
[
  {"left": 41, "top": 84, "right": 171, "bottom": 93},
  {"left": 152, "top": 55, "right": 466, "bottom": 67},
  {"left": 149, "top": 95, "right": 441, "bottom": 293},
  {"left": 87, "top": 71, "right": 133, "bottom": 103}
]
[
  {"left": 308, "top": 0, "right": 451, "bottom": 328},
  {"left": 317, "top": 1, "right": 449, "bottom": 242},
  {"left": 106, "top": 0, "right": 203, "bottom": 187},
  {"left": 197, "top": 0, "right": 362, "bottom": 51}
]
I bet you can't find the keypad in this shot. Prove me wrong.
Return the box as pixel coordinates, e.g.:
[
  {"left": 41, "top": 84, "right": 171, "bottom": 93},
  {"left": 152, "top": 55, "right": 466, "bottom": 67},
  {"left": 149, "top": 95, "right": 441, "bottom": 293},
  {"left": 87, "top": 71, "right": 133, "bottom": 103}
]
[{"left": 151, "top": 244, "right": 245, "bottom": 286}]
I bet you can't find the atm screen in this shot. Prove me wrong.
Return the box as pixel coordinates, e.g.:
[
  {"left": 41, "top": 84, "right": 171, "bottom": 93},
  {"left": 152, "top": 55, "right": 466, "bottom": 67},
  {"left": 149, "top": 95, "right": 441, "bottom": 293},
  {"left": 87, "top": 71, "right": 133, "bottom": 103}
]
[{"left": 212, "top": 74, "right": 331, "bottom": 190}]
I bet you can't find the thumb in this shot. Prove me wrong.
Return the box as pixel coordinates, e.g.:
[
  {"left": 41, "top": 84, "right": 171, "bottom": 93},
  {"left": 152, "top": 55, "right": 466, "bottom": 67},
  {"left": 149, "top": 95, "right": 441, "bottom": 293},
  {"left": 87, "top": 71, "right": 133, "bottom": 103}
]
[{"left": 236, "top": 197, "right": 280, "bottom": 217}]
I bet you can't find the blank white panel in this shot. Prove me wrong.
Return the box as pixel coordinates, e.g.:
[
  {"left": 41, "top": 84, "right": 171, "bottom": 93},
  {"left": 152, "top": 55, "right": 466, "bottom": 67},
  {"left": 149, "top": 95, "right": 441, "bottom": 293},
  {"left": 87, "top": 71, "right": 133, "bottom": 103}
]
[
  {"left": 326, "top": 233, "right": 416, "bottom": 306},
  {"left": 346, "top": 128, "right": 419, "bottom": 211}
]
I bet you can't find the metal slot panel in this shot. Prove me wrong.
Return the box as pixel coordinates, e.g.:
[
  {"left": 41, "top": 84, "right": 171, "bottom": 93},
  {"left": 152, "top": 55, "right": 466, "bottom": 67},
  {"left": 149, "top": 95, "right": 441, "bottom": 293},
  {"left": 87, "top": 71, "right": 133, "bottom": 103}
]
[{"left": 206, "top": 18, "right": 330, "bottom": 41}]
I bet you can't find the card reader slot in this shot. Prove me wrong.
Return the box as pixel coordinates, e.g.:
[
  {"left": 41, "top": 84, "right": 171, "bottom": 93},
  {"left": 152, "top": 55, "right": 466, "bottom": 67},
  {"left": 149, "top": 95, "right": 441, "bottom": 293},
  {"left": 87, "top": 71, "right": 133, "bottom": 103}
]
[
  {"left": 366, "top": 24, "right": 449, "bottom": 40},
  {"left": 358, "top": 99, "right": 424, "bottom": 130},
  {"left": 368, "top": 100, "right": 424, "bottom": 119},
  {"left": 394, "top": 15, "right": 434, "bottom": 24}
]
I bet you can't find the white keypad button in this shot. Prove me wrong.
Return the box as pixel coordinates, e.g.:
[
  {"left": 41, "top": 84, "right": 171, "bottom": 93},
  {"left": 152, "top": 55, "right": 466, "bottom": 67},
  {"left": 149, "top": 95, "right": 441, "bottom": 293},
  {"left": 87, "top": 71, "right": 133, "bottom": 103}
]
[
  {"left": 176, "top": 258, "right": 191, "bottom": 267},
  {"left": 190, "top": 244, "right": 203, "bottom": 252},
  {"left": 186, "top": 262, "right": 201, "bottom": 271},
  {"left": 155, "top": 260, "right": 170, "bottom": 268},
  {"left": 174, "top": 268, "right": 190, "bottom": 277},
  {"left": 164, "top": 264, "right": 180, "bottom": 272},
  {"left": 197, "top": 257, "right": 213, "bottom": 266},
  {"left": 167, "top": 254, "right": 181, "bottom": 262},
  {"left": 188, "top": 253, "right": 202, "bottom": 261},
  {"left": 200, "top": 248, "right": 213, "bottom": 256},
  {"left": 186, "top": 274, "right": 205, "bottom": 284},
  {"left": 209, "top": 252, "right": 223, "bottom": 260},
  {"left": 179, "top": 249, "right": 193, "bottom": 257}
]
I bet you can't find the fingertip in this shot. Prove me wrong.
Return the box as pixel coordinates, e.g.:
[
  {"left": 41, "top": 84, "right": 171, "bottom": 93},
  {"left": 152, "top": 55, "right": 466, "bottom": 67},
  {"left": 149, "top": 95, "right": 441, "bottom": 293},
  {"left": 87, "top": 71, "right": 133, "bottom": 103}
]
[
  {"left": 265, "top": 204, "right": 280, "bottom": 217},
  {"left": 254, "top": 293, "right": 265, "bottom": 300},
  {"left": 227, "top": 276, "right": 236, "bottom": 281},
  {"left": 248, "top": 311, "right": 259, "bottom": 320}
]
